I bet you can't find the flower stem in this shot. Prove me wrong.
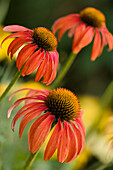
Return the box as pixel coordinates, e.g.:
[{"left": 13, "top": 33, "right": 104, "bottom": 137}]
[
  {"left": 0, "top": 70, "right": 21, "bottom": 102},
  {"left": 86, "top": 81, "right": 113, "bottom": 140},
  {"left": 51, "top": 52, "right": 77, "bottom": 88},
  {"left": 23, "top": 151, "right": 39, "bottom": 170}
]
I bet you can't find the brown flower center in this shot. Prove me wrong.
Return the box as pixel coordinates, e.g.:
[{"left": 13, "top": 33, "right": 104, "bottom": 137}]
[
  {"left": 45, "top": 88, "right": 80, "bottom": 121},
  {"left": 80, "top": 7, "right": 105, "bottom": 28},
  {"left": 32, "top": 27, "right": 57, "bottom": 51}
]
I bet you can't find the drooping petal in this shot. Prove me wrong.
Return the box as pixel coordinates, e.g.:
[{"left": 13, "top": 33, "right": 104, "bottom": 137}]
[
  {"left": 52, "top": 14, "right": 80, "bottom": 34},
  {"left": 46, "top": 50, "right": 59, "bottom": 85},
  {"left": 8, "top": 88, "right": 50, "bottom": 101},
  {"left": 104, "top": 27, "right": 113, "bottom": 51},
  {"left": 3, "top": 25, "right": 32, "bottom": 32},
  {"left": 7, "top": 37, "right": 32, "bottom": 60},
  {"left": 29, "top": 114, "right": 54, "bottom": 153},
  {"left": 21, "top": 49, "right": 44, "bottom": 75},
  {"left": 7, "top": 96, "right": 46, "bottom": 118},
  {"left": 35, "top": 52, "right": 48, "bottom": 82},
  {"left": 58, "top": 19, "right": 80, "bottom": 40},
  {"left": 1, "top": 31, "right": 32, "bottom": 46},
  {"left": 64, "top": 123, "right": 77, "bottom": 163},
  {"left": 91, "top": 28, "right": 101, "bottom": 61},
  {"left": 44, "top": 119, "right": 62, "bottom": 161},
  {"left": 57, "top": 121, "right": 69, "bottom": 163},
  {"left": 71, "top": 121, "right": 85, "bottom": 155},
  {"left": 11, "top": 102, "right": 46, "bottom": 132},
  {"left": 18, "top": 45, "right": 37, "bottom": 72},
  {"left": 75, "top": 118, "right": 86, "bottom": 137},
  {"left": 16, "top": 44, "right": 35, "bottom": 68},
  {"left": 72, "top": 23, "right": 86, "bottom": 52},
  {"left": 42, "top": 54, "right": 53, "bottom": 84},
  {"left": 73, "top": 26, "right": 95, "bottom": 54},
  {"left": 19, "top": 106, "right": 48, "bottom": 138}
]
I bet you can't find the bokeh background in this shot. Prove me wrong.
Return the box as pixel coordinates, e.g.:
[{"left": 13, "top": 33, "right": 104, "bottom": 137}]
[{"left": 0, "top": 0, "right": 113, "bottom": 169}]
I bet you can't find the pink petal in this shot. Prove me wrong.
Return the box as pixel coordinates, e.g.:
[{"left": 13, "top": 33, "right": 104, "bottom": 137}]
[
  {"left": 35, "top": 52, "right": 48, "bottom": 82},
  {"left": 3, "top": 25, "right": 32, "bottom": 32},
  {"left": 71, "top": 121, "right": 85, "bottom": 155},
  {"left": 52, "top": 14, "right": 80, "bottom": 34},
  {"left": 44, "top": 119, "right": 62, "bottom": 161},
  {"left": 73, "top": 26, "right": 95, "bottom": 54},
  {"left": 7, "top": 96, "right": 46, "bottom": 118},
  {"left": 19, "top": 106, "right": 47, "bottom": 138},
  {"left": 16, "top": 44, "right": 35, "bottom": 68},
  {"left": 1, "top": 32, "right": 32, "bottom": 47},
  {"left": 46, "top": 50, "right": 59, "bottom": 85},
  {"left": 42, "top": 54, "right": 53, "bottom": 84},
  {"left": 8, "top": 37, "right": 32, "bottom": 60},
  {"left": 21, "top": 49, "right": 44, "bottom": 76},
  {"left": 72, "top": 23, "right": 86, "bottom": 52},
  {"left": 58, "top": 19, "right": 80, "bottom": 40},
  {"left": 57, "top": 121, "right": 69, "bottom": 163},
  {"left": 29, "top": 114, "right": 54, "bottom": 153},
  {"left": 91, "top": 28, "right": 101, "bottom": 61},
  {"left": 64, "top": 123, "right": 77, "bottom": 163},
  {"left": 104, "top": 27, "right": 113, "bottom": 51},
  {"left": 18, "top": 45, "right": 37, "bottom": 71},
  {"left": 11, "top": 102, "right": 46, "bottom": 131},
  {"left": 75, "top": 118, "right": 86, "bottom": 137},
  {"left": 8, "top": 88, "right": 49, "bottom": 101}
]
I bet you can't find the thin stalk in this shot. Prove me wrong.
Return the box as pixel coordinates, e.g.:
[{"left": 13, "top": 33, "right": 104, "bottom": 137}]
[
  {"left": 51, "top": 52, "right": 77, "bottom": 88},
  {"left": 23, "top": 151, "right": 39, "bottom": 170},
  {"left": 0, "top": 70, "right": 21, "bottom": 102}
]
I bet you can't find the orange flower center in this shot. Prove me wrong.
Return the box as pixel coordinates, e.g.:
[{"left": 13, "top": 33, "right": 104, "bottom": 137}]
[
  {"left": 80, "top": 7, "right": 105, "bottom": 28},
  {"left": 45, "top": 88, "right": 80, "bottom": 121},
  {"left": 33, "top": 27, "right": 57, "bottom": 51}
]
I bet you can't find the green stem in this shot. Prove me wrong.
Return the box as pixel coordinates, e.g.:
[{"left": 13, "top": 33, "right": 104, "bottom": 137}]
[
  {"left": 0, "top": 70, "right": 21, "bottom": 102},
  {"left": 86, "top": 81, "right": 113, "bottom": 140},
  {"left": 23, "top": 151, "right": 39, "bottom": 170},
  {"left": 51, "top": 52, "right": 77, "bottom": 88}
]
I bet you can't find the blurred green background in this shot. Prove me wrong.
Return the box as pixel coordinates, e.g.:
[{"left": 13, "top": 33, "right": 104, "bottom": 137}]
[{"left": 0, "top": 0, "right": 113, "bottom": 169}]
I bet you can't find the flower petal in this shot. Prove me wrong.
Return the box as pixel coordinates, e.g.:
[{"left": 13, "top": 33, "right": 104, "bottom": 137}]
[
  {"left": 35, "top": 52, "right": 48, "bottom": 82},
  {"left": 19, "top": 106, "right": 47, "bottom": 138},
  {"left": 7, "top": 37, "right": 32, "bottom": 60},
  {"left": 91, "top": 28, "right": 101, "bottom": 61},
  {"left": 46, "top": 50, "right": 59, "bottom": 85},
  {"left": 71, "top": 121, "right": 85, "bottom": 155},
  {"left": 44, "top": 119, "right": 62, "bottom": 161},
  {"left": 64, "top": 123, "right": 78, "bottom": 163},
  {"left": 18, "top": 45, "right": 37, "bottom": 72},
  {"left": 29, "top": 114, "right": 54, "bottom": 153},
  {"left": 21, "top": 49, "right": 43, "bottom": 75},
  {"left": 73, "top": 26, "right": 94, "bottom": 54},
  {"left": 57, "top": 121, "right": 69, "bottom": 163},
  {"left": 52, "top": 14, "right": 80, "bottom": 34},
  {"left": 42, "top": 54, "right": 53, "bottom": 84},
  {"left": 1, "top": 32, "right": 32, "bottom": 47},
  {"left": 11, "top": 102, "right": 46, "bottom": 132},
  {"left": 3, "top": 25, "right": 32, "bottom": 32}
]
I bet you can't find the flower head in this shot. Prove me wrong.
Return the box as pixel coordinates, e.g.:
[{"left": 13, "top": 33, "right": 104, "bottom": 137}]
[
  {"left": 2, "top": 25, "right": 59, "bottom": 85},
  {"left": 52, "top": 7, "right": 113, "bottom": 61},
  {"left": 8, "top": 88, "right": 85, "bottom": 163}
]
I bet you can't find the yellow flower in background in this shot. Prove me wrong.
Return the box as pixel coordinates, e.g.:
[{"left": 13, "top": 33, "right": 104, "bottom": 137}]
[
  {"left": 0, "top": 25, "right": 13, "bottom": 61},
  {"left": 79, "top": 95, "right": 100, "bottom": 130}
]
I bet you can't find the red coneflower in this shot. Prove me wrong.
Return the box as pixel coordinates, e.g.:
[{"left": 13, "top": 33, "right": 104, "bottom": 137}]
[
  {"left": 52, "top": 7, "right": 113, "bottom": 61},
  {"left": 2, "top": 25, "right": 59, "bottom": 85},
  {"left": 8, "top": 88, "right": 85, "bottom": 163}
]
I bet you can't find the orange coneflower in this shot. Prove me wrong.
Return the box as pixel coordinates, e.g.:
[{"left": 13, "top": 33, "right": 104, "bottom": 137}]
[
  {"left": 2, "top": 25, "right": 59, "bottom": 85},
  {"left": 8, "top": 88, "right": 85, "bottom": 163},
  {"left": 52, "top": 7, "right": 113, "bottom": 61}
]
